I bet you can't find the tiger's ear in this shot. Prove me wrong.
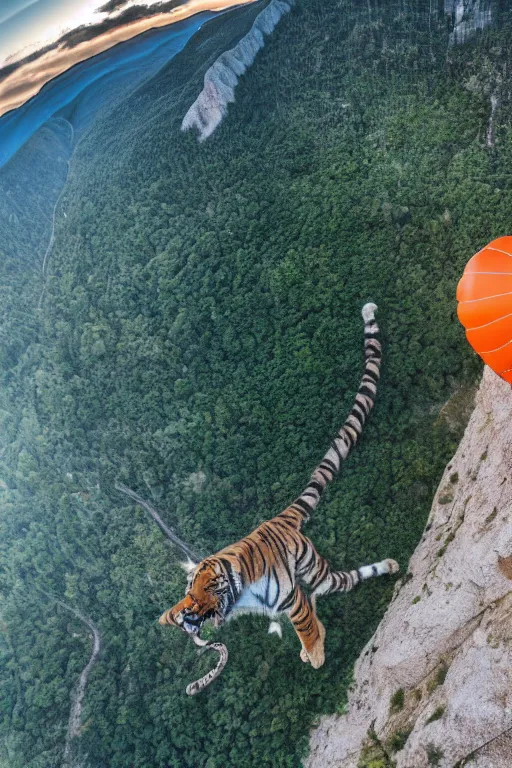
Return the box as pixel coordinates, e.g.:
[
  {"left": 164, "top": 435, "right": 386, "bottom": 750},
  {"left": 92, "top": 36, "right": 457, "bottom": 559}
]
[{"left": 181, "top": 558, "right": 197, "bottom": 574}]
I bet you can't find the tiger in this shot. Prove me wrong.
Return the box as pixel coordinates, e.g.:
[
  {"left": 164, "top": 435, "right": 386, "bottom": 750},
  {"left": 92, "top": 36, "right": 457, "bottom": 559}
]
[{"left": 159, "top": 303, "right": 399, "bottom": 672}]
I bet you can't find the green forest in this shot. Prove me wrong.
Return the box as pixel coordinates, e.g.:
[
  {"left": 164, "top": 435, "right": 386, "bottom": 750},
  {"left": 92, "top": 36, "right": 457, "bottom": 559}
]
[{"left": 1, "top": 0, "right": 512, "bottom": 765}]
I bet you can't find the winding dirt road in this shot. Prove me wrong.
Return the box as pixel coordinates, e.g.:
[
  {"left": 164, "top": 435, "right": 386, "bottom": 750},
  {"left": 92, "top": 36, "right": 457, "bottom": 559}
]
[
  {"left": 115, "top": 481, "right": 202, "bottom": 562},
  {"left": 37, "top": 118, "right": 74, "bottom": 310},
  {"left": 51, "top": 599, "right": 101, "bottom": 768}
]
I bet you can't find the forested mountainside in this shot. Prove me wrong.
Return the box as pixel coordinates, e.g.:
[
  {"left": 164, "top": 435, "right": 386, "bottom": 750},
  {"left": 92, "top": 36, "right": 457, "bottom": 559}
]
[{"left": 1, "top": 1, "right": 512, "bottom": 766}]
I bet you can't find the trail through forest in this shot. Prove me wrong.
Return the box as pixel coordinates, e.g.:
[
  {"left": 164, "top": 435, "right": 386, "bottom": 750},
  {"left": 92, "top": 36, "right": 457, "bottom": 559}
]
[
  {"left": 115, "top": 482, "right": 203, "bottom": 561},
  {"left": 53, "top": 600, "right": 101, "bottom": 768},
  {"left": 38, "top": 118, "right": 74, "bottom": 310}
]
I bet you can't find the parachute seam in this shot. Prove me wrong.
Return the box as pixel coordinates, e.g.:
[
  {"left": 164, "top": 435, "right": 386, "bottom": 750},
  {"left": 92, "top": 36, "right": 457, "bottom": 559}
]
[
  {"left": 478, "top": 338, "right": 512, "bottom": 355},
  {"left": 459, "top": 290, "right": 512, "bottom": 303},
  {"left": 485, "top": 246, "right": 512, "bottom": 259},
  {"left": 465, "top": 311, "right": 512, "bottom": 331}
]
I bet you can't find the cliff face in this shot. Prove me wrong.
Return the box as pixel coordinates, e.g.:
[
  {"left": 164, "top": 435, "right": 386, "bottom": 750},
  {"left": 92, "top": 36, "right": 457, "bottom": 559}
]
[
  {"left": 181, "top": 0, "right": 293, "bottom": 141},
  {"left": 307, "top": 366, "right": 512, "bottom": 768},
  {"left": 445, "top": 0, "right": 493, "bottom": 45}
]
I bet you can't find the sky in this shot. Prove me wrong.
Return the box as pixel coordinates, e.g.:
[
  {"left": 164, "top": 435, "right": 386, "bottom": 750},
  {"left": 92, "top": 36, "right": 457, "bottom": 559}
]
[
  {"left": 0, "top": 0, "right": 253, "bottom": 116},
  {"left": 0, "top": 0, "right": 172, "bottom": 66}
]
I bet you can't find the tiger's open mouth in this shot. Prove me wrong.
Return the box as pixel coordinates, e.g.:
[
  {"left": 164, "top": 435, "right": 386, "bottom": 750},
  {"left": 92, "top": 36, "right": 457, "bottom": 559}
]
[
  {"left": 183, "top": 608, "right": 221, "bottom": 644},
  {"left": 158, "top": 608, "right": 213, "bottom": 645},
  {"left": 182, "top": 612, "right": 205, "bottom": 635}
]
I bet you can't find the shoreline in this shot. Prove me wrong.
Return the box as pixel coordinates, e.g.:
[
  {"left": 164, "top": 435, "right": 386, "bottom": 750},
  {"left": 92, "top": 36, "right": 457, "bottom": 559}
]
[
  {"left": 0, "top": 3, "right": 260, "bottom": 168},
  {"left": 0, "top": 0, "right": 256, "bottom": 119}
]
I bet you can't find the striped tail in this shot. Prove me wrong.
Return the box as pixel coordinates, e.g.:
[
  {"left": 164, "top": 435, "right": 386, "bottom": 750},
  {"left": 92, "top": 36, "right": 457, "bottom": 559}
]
[
  {"left": 293, "top": 303, "right": 382, "bottom": 519},
  {"left": 185, "top": 643, "right": 229, "bottom": 696}
]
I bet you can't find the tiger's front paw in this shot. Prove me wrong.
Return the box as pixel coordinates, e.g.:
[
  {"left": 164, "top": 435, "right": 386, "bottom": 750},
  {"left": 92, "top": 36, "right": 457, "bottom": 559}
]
[
  {"left": 301, "top": 621, "right": 326, "bottom": 669},
  {"left": 300, "top": 646, "right": 324, "bottom": 668},
  {"left": 385, "top": 558, "right": 400, "bottom": 574},
  {"left": 308, "top": 645, "right": 325, "bottom": 669}
]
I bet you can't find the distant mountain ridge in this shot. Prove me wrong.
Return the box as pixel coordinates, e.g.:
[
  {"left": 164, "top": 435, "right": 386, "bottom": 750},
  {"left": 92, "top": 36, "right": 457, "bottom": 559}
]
[
  {"left": 0, "top": 12, "right": 216, "bottom": 169},
  {"left": 182, "top": 0, "right": 293, "bottom": 140}
]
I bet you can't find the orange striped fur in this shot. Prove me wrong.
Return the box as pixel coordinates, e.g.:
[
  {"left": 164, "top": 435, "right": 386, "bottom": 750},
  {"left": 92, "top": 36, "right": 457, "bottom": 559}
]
[{"left": 159, "top": 304, "right": 399, "bottom": 670}]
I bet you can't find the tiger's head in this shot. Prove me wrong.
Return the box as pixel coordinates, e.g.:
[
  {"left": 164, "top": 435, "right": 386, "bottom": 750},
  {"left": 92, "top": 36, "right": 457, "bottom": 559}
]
[{"left": 159, "top": 558, "right": 232, "bottom": 644}]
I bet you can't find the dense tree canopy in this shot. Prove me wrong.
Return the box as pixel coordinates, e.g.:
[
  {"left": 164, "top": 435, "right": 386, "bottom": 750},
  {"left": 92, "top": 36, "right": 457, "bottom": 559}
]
[{"left": 2, "top": 0, "right": 512, "bottom": 765}]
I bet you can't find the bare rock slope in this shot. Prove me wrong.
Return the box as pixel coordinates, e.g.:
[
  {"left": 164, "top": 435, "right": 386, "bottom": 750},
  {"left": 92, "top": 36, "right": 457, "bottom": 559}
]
[
  {"left": 182, "top": 0, "right": 293, "bottom": 141},
  {"left": 445, "top": 0, "right": 493, "bottom": 46},
  {"left": 307, "top": 366, "right": 512, "bottom": 768}
]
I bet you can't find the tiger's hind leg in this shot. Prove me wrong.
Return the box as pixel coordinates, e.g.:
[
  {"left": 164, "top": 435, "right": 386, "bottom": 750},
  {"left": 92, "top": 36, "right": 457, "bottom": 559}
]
[
  {"left": 296, "top": 534, "right": 399, "bottom": 597},
  {"left": 356, "top": 559, "right": 400, "bottom": 582},
  {"left": 280, "top": 585, "right": 326, "bottom": 669},
  {"left": 312, "top": 556, "right": 400, "bottom": 597}
]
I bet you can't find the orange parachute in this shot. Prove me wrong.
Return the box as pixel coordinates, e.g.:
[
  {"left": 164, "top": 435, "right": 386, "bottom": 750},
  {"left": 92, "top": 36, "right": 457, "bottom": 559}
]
[{"left": 457, "top": 235, "right": 512, "bottom": 384}]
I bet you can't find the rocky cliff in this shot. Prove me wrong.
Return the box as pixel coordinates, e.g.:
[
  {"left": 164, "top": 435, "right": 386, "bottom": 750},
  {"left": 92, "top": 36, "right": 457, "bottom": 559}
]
[
  {"left": 445, "top": 0, "right": 493, "bottom": 45},
  {"left": 307, "top": 366, "right": 512, "bottom": 768},
  {"left": 181, "top": 0, "right": 293, "bottom": 141}
]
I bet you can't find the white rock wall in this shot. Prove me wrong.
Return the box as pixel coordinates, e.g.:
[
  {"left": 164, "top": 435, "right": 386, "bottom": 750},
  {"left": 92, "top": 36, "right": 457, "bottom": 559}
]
[
  {"left": 307, "top": 366, "right": 512, "bottom": 768},
  {"left": 445, "top": 0, "right": 493, "bottom": 45},
  {"left": 182, "top": 0, "right": 293, "bottom": 141}
]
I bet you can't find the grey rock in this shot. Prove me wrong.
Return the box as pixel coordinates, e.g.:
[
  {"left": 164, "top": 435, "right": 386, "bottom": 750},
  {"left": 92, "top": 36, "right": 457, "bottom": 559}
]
[
  {"left": 445, "top": 0, "right": 493, "bottom": 45},
  {"left": 182, "top": 0, "right": 293, "bottom": 141},
  {"left": 307, "top": 366, "right": 512, "bottom": 768}
]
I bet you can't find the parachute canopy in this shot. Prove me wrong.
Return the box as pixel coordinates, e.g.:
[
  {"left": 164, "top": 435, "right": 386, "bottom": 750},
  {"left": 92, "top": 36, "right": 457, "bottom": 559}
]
[{"left": 457, "top": 235, "right": 512, "bottom": 383}]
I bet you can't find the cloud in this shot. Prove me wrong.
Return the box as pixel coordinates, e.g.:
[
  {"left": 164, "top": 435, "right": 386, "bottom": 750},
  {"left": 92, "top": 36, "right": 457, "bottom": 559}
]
[
  {"left": 60, "top": 3, "right": 183, "bottom": 50},
  {"left": 97, "top": 0, "right": 131, "bottom": 12},
  {"left": 0, "top": 0, "right": 255, "bottom": 117},
  {"left": 0, "top": 2, "right": 179, "bottom": 81}
]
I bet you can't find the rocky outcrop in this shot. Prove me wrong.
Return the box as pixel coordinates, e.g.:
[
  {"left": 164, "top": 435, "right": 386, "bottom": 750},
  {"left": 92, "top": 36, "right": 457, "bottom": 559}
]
[
  {"left": 307, "top": 366, "right": 512, "bottom": 768},
  {"left": 182, "top": 0, "right": 293, "bottom": 141},
  {"left": 445, "top": 0, "right": 493, "bottom": 45}
]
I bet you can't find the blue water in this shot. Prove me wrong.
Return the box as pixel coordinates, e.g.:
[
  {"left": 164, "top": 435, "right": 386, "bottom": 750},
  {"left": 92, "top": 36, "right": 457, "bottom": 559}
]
[{"left": 0, "top": 11, "right": 217, "bottom": 168}]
